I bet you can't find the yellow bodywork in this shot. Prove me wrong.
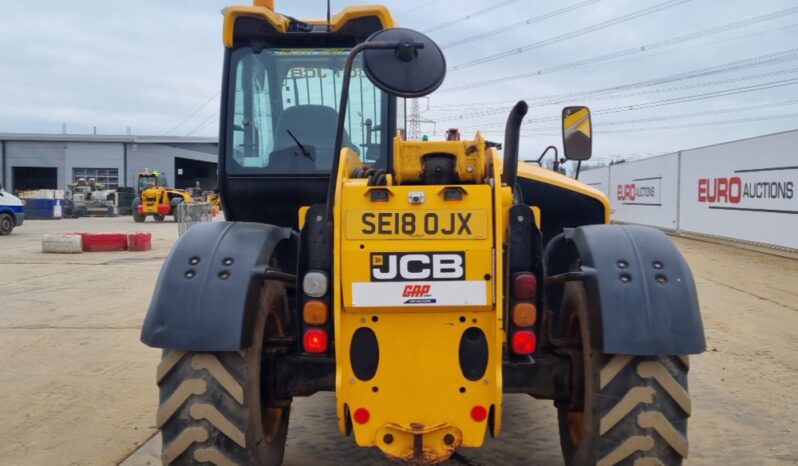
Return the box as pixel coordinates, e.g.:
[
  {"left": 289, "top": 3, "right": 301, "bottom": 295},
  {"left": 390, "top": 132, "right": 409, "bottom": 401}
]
[
  {"left": 137, "top": 172, "right": 194, "bottom": 217},
  {"left": 140, "top": 187, "right": 194, "bottom": 216},
  {"left": 314, "top": 132, "right": 605, "bottom": 463},
  {"left": 392, "top": 132, "right": 488, "bottom": 185},
  {"left": 222, "top": 2, "right": 610, "bottom": 463},
  {"left": 517, "top": 162, "right": 611, "bottom": 224},
  {"left": 328, "top": 140, "right": 512, "bottom": 462}
]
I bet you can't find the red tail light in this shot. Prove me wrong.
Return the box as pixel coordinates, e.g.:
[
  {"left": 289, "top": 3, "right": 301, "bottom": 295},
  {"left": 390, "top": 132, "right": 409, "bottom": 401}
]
[
  {"left": 512, "top": 273, "right": 538, "bottom": 300},
  {"left": 157, "top": 204, "right": 170, "bottom": 215},
  {"left": 136, "top": 205, "right": 144, "bottom": 214},
  {"left": 470, "top": 405, "right": 488, "bottom": 422},
  {"left": 303, "top": 329, "right": 329, "bottom": 353},
  {"left": 512, "top": 330, "right": 537, "bottom": 355},
  {"left": 353, "top": 407, "right": 370, "bottom": 424}
]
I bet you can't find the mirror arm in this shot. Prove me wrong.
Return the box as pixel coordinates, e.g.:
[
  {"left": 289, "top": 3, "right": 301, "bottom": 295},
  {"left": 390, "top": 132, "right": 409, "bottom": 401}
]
[
  {"left": 326, "top": 40, "right": 424, "bottom": 222},
  {"left": 502, "top": 100, "right": 529, "bottom": 199},
  {"left": 536, "top": 145, "right": 558, "bottom": 166},
  {"left": 574, "top": 160, "right": 582, "bottom": 180}
]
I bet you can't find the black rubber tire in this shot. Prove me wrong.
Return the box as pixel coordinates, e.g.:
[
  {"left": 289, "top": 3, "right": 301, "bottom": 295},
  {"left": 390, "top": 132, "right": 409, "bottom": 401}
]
[
  {"left": 171, "top": 197, "right": 184, "bottom": 223},
  {"left": 156, "top": 282, "right": 291, "bottom": 465},
  {"left": 0, "top": 213, "right": 14, "bottom": 235},
  {"left": 557, "top": 281, "right": 691, "bottom": 466},
  {"left": 132, "top": 198, "right": 145, "bottom": 223},
  {"left": 154, "top": 214, "right": 166, "bottom": 222}
]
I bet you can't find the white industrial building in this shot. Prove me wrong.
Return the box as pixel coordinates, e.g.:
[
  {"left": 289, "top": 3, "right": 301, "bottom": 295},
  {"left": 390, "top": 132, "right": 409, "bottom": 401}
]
[{"left": 0, "top": 133, "right": 218, "bottom": 193}]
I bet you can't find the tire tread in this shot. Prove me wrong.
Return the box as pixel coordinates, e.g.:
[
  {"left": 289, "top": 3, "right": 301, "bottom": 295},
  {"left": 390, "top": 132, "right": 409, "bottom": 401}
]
[
  {"left": 596, "top": 356, "right": 690, "bottom": 466},
  {"left": 158, "top": 353, "right": 251, "bottom": 465}
]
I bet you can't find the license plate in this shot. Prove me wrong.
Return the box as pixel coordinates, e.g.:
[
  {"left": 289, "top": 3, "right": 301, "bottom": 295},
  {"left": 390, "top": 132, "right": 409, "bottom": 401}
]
[{"left": 345, "top": 210, "right": 488, "bottom": 239}]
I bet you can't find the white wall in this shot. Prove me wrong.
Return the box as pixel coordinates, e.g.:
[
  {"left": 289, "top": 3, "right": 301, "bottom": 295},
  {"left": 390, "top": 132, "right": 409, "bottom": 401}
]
[
  {"left": 65, "top": 142, "right": 124, "bottom": 187},
  {"left": 609, "top": 153, "right": 680, "bottom": 230},
  {"left": 579, "top": 166, "right": 610, "bottom": 198},
  {"left": 594, "top": 130, "right": 798, "bottom": 250},
  {"left": 678, "top": 131, "right": 798, "bottom": 249}
]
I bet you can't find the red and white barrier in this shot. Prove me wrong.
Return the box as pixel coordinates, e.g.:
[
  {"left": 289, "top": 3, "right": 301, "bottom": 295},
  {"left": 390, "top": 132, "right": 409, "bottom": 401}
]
[
  {"left": 44, "top": 231, "right": 154, "bottom": 253},
  {"left": 127, "top": 232, "right": 152, "bottom": 251}
]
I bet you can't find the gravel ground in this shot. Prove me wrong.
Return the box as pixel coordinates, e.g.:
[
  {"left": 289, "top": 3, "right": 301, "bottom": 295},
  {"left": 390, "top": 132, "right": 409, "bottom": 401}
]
[{"left": 1, "top": 217, "right": 796, "bottom": 465}]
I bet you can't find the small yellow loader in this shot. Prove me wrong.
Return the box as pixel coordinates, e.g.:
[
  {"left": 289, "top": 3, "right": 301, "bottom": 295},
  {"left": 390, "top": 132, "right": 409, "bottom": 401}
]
[{"left": 133, "top": 171, "right": 194, "bottom": 222}]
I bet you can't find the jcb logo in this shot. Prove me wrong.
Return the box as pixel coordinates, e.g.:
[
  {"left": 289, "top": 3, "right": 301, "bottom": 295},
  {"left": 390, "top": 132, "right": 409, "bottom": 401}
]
[
  {"left": 371, "top": 252, "right": 465, "bottom": 281},
  {"left": 402, "top": 284, "right": 431, "bottom": 297}
]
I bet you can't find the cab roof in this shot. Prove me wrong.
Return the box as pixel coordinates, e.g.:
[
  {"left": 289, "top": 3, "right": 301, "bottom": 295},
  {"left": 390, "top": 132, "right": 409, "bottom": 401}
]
[{"left": 222, "top": 2, "right": 396, "bottom": 48}]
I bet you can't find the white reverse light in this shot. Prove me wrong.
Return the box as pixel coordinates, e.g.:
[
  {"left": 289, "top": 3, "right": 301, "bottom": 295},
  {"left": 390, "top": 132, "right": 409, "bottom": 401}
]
[{"left": 303, "top": 271, "right": 328, "bottom": 298}]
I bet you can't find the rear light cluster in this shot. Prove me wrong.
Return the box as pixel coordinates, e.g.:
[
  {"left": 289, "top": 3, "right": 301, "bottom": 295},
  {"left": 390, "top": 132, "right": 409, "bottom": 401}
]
[
  {"left": 302, "top": 271, "right": 330, "bottom": 354},
  {"left": 510, "top": 272, "right": 538, "bottom": 355},
  {"left": 303, "top": 328, "right": 328, "bottom": 353}
]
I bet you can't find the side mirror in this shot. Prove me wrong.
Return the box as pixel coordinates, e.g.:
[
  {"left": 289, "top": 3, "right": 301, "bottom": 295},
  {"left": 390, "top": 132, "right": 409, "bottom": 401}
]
[
  {"left": 562, "top": 106, "right": 592, "bottom": 161},
  {"left": 362, "top": 28, "right": 446, "bottom": 98},
  {"left": 327, "top": 28, "right": 445, "bottom": 220}
]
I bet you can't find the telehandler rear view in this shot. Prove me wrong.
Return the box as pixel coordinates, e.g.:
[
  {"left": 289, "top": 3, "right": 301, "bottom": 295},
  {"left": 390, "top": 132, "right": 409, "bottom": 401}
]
[{"left": 141, "top": 2, "right": 705, "bottom": 465}]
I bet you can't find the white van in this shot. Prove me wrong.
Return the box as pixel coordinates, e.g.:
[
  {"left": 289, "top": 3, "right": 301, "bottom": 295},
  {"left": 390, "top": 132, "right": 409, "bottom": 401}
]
[{"left": 0, "top": 184, "right": 24, "bottom": 235}]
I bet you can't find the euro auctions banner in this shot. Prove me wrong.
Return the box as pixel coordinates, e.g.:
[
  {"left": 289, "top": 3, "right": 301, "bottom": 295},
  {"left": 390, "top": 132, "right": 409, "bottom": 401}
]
[
  {"left": 678, "top": 130, "right": 798, "bottom": 249},
  {"left": 610, "top": 154, "right": 679, "bottom": 230}
]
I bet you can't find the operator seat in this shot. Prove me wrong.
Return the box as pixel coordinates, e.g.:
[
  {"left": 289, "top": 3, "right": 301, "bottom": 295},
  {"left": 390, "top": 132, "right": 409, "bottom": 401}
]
[{"left": 271, "top": 105, "right": 353, "bottom": 172}]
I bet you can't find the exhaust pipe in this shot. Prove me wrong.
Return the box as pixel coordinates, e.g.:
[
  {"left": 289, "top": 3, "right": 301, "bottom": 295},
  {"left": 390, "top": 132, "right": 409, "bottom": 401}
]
[{"left": 502, "top": 100, "right": 529, "bottom": 195}]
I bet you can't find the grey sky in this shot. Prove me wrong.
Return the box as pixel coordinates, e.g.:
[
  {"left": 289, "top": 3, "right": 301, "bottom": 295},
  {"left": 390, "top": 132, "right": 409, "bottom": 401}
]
[{"left": 1, "top": 0, "right": 796, "bottom": 162}]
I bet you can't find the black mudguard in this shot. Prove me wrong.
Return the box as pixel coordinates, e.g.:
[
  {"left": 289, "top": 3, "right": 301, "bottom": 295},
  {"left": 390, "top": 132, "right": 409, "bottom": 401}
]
[
  {"left": 546, "top": 224, "right": 705, "bottom": 355},
  {"left": 141, "top": 221, "right": 291, "bottom": 351}
]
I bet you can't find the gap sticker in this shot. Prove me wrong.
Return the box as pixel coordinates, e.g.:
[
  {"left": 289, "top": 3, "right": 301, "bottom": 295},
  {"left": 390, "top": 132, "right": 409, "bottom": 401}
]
[{"left": 351, "top": 280, "right": 487, "bottom": 307}]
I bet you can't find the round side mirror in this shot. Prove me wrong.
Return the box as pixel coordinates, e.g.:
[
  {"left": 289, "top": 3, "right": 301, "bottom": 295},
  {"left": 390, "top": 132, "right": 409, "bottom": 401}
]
[{"left": 362, "top": 28, "right": 446, "bottom": 98}]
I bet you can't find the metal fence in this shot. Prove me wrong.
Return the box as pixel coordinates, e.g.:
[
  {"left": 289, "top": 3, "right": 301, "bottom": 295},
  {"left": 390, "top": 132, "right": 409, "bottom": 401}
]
[{"left": 177, "top": 202, "right": 214, "bottom": 236}]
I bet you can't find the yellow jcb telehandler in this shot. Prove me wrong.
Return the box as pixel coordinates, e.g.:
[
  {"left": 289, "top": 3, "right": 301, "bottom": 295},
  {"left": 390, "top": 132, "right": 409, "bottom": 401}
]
[
  {"left": 142, "top": 2, "right": 705, "bottom": 465},
  {"left": 132, "top": 170, "right": 194, "bottom": 222}
]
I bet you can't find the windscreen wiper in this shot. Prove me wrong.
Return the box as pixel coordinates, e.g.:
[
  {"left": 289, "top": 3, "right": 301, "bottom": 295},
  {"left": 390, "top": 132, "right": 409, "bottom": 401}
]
[{"left": 286, "top": 129, "right": 314, "bottom": 162}]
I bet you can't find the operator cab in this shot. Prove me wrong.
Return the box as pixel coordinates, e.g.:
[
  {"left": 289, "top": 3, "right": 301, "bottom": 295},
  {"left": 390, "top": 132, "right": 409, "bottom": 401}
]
[
  {"left": 137, "top": 172, "right": 168, "bottom": 193},
  {"left": 220, "top": 7, "right": 397, "bottom": 227}
]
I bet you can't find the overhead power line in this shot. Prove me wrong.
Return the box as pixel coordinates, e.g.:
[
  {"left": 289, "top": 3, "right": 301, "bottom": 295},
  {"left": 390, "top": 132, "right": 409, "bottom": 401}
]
[
  {"left": 460, "top": 68, "right": 798, "bottom": 131},
  {"left": 441, "top": 5, "right": 798, "bottom": 92},
  {"left": 450, "top": 76, "right": 798, "bottom": 134},
  {"left": 448, "top": 0, "right": 693, "bottom": 71},
  {"left": 434, "top": 49, "right": 798, "bottom": 121},
  {"left": 438, "top": 0, "right": 600, "bottom": 47},
  {"left": 520, "top": 113, "right": 798, "bottom": 137},
  {"left": 590, "top": 77, "right": 798, "bottom": 114},
  {"left": 162, "top": 90, "right": 220, "bottom": 136},
  {"left": 434, "top": 48, "right": 798, "bottom": 111},
  {"left": 185, "top": 111, "right": 218, "bottom": 137},
  {"left": 593, "top": 113, "right": 798, "bottom": 134},
  {"left": 423, "top": 0, "right": 522, "bottom": 34},
  {"left": 510, "top": 99, "right": 798, "bottom": 131},
  {"left": 396, "top": 0, "right": 445, "bottom": 17}
]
